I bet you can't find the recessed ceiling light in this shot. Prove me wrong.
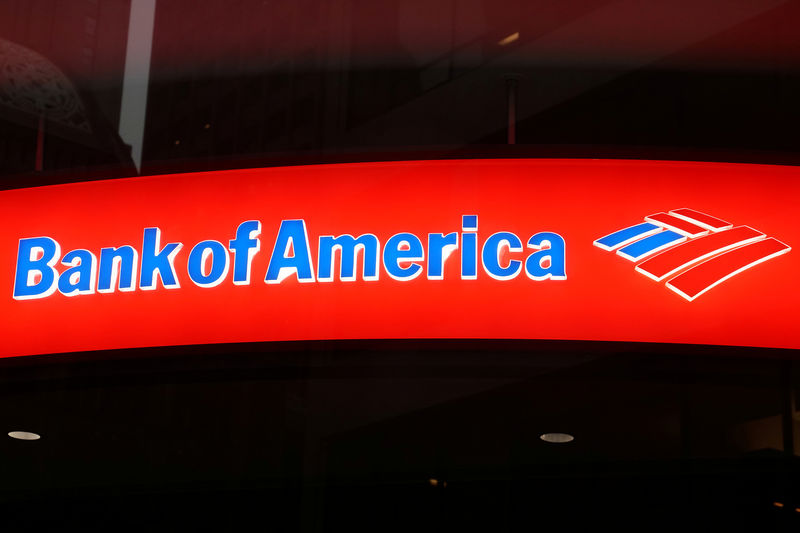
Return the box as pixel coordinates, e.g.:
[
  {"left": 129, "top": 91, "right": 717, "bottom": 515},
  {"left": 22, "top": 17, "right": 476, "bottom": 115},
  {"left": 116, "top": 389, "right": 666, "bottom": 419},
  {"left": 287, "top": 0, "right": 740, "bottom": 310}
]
[
  {"left": 540, "top": 432, "right": 574, "bottom": 443},
  {"left": 498, "top": 32, "right": 520, "bottom": 46},
  {"left": 8, "top": 431, "right": 41, "bottom": 441}
]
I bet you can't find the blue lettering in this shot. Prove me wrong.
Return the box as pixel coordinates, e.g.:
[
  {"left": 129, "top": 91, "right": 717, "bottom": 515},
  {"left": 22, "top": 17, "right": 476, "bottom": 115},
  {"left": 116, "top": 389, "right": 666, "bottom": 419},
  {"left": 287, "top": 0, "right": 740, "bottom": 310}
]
[
  {"left": 318, "top": 234, "right": 380, "bottom": 282},
  {"left": 228, "top": 220, "right": 261, "bottom": 285},
  {"left": 481, "top": 232, "right": 523, "bottom": 280},
  {"left": 427, "top": 233, "right": 458, "bottom": 280},
  {"left": 461, "top": 215, "right": 478, "bottom": 280},
  {"left": 383, "top": 233, "right": 424, "bottom": 281},
  {"left": 58, "top": 249, "right": 97, "bottom": 296},
  {"left": 188, "top": 240, "right": 230, "bottom": 287},
  {"left": 98, "top": 246, "right": 138, "bottom": 293},
  {"left": 265, "top": 220, "right": 315, "bottom": 283},
  {"left": 525, "top": 232, "right": 567, "bottom": 280},
  {"left": 139, "top": 227, "right": 183, "bottom": 290},
  {"left": 12, "top": 237, "right": 61, "bottom": 300}
]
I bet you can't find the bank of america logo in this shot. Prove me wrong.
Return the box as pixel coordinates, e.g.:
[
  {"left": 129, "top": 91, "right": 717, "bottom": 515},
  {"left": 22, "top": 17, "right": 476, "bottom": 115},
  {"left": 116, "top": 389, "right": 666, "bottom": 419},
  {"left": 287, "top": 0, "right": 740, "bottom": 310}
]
[{"left": 594, "top": 208, "right": 791, "bottom": 301}]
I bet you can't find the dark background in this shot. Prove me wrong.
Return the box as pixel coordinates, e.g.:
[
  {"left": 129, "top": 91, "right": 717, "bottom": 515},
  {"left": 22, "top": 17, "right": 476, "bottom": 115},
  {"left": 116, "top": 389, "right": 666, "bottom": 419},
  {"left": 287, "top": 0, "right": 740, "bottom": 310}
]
[
  {"left": 1, "top": 0, "right": 800, "bottom": 184},
  {"left": 2, "top": 341, "right": 800, "bottom": 531}
]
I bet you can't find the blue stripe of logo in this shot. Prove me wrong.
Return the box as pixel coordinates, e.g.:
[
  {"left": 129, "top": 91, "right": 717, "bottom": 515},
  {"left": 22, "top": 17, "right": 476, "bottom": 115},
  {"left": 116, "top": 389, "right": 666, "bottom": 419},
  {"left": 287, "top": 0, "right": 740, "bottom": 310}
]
[
  {"left": 618, "top": 230, "right": 684, "bottom": 261},
  {"left": 595, "top": 222, "right": 659, "bottom": 249}
]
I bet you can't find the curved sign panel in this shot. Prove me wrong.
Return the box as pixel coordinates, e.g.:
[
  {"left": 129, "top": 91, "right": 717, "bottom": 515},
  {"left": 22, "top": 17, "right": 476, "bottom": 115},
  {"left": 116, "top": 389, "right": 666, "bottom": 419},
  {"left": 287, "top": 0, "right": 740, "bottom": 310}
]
[{"left": 1, "top": 159, "right": 798, "bottom": 357}]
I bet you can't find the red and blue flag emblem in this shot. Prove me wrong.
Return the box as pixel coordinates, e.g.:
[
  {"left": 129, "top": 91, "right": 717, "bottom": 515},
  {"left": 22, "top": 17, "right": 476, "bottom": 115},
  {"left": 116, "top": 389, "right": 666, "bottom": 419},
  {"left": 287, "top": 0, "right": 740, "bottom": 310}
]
[{"left": 594, "top": 208, "right": 791, "bottom": 301}]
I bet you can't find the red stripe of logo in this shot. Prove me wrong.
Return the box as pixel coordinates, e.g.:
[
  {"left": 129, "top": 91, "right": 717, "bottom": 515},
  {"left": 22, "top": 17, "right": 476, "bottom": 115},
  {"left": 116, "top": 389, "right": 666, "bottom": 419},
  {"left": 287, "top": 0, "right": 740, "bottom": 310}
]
[
  {"left": 669, "top": 208, "right": 733, "bottom": 232},
  {"left": 665, "top": 237, "right": 791, "bottom": 301},
  {"left": 645, "top": 212, "right": 709, "bottom": 237},
  {"left": 635, "top": 226, "right": 764, "bottom": 281}
]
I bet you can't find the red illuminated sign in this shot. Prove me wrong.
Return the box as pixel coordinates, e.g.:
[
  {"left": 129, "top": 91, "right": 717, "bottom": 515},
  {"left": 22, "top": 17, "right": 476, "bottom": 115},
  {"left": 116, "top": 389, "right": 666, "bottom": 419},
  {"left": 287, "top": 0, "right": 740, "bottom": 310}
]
[{"left": 1, "top": 159, "right": 798, "bottom": 358}]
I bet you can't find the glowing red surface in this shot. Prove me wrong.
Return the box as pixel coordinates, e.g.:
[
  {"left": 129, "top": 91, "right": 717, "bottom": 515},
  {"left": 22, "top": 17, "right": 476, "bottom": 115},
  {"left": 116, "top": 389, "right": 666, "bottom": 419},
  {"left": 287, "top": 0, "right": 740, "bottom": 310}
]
[{"left": 1, "top": 159, "right": 798, "bottom": 357}]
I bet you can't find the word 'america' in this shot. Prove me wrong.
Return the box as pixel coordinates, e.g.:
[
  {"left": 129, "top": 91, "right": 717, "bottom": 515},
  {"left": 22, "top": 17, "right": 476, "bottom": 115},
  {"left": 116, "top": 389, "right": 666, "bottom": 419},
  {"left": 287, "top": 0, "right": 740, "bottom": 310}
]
[{"left": 12, "top": 215, "right": 566, "bottom": 300}]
